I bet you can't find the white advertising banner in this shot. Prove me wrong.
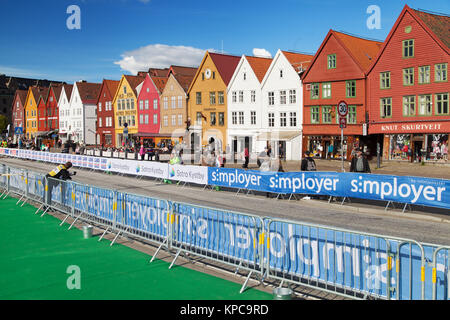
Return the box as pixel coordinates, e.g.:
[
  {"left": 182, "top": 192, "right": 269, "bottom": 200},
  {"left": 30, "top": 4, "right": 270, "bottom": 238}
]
[{"left": 168, "top": 164, "right": 208, "bottom": 185}]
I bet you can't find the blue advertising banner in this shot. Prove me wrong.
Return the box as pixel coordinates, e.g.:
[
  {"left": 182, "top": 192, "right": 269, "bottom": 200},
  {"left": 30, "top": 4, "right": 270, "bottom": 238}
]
[{"left": 208, "top": 168, "right": 450, "bottom": 209}]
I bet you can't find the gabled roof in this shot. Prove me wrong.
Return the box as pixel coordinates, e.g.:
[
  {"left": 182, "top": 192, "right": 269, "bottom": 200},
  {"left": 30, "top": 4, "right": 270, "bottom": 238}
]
[
  {"left": 281, "top": 51, "right": 315, "bottom": 73},
  {"left": 209, "top": 52, "right": 241, "bottom": 86},
  {"left": 149, "top": 75, "right": 168, "bottom": 94},
  {"left": 148, "top": 68, "right": 170, "bottom": 77},
  {"left": 47, "top": 83, "right": 64, "bottom": 103},
  {"left": 245, "top": 56, "right": 273, "bottom": 83},
  {"left": 172, "top": 73, "right": 195, "bottom": 93},
  {"left": 14, "top": 89, "right": 28, "bottom": 105},
  {"left": 63, "top": 84, "right": 73, "bottom": 100},
  {"left": 169, "top": 65, "right": 198, "bottom": 77},
  {"left": 123, "top": 75, "right": 145, "bottom": 97},
  {"left": 367, "top": 5, "right": 449, "bottom": 74},
  {"left": 412, "top": 8, "right": 450, "bottom": 49},
  {"left": 332, "top": 31, "right": 383, "bottom": 71},
  {"left": 104, "top": 79, "right": 120, "bottom": 97},
  {"left": 36, "top": 87, "right": 49, "bottom": 106},
  {"left": 76, "top": 81, "right": 102, "bottom": 104}
]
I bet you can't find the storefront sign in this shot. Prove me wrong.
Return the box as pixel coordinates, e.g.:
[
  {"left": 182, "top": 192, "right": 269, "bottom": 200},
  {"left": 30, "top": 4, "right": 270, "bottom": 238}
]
[{"left": 370, "top": 122, "right": 450, "bottom": 134}]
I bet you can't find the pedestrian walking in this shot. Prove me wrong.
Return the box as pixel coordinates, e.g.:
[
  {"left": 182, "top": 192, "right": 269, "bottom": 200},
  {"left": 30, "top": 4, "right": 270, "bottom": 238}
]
[
  {"left": 243, "top": 147, "right": 249, "bottom": 168},
  {"left": 350, "top": 148, "right": 371, "bottom": 173},
  {"left": 301, "top": 151, "right": 317, "bottom": 171}
]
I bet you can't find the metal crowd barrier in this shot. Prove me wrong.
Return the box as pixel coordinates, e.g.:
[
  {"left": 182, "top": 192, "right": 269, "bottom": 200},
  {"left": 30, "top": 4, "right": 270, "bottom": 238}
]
[
  {"left": 170, "top": 202, "right": 265, "bottom": 293},
  {"left": 0, "top": 163, "right": 448, "bottom": 300}
]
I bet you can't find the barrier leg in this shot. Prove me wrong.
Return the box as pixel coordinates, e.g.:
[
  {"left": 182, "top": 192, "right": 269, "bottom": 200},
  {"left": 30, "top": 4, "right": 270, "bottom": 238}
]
[
  {"left": 2, "top": 191, "right": 10, "bottom": 199},
  {"left": 35, "top": 204, "right": 44, "bottom": 214},
  {"left": 150, "top": 238, "right": 168, "bottom": 263},
  {"left": 68, "top": 212, "right": 83, "bottom": 230},
  {"left": 169, "top": 248, "right": 182, "bottom": 269},
  {"left": 239, "top": 271, "right": 253, "bottom": 294},
  {"left": 59, "top": 214, "right": 70, "bottom": 226},
  {"left": 98, "top": 226, "right": 110, "bottom": 241},
  {"left": 40, "top": 206, "right": 49, "bottom": 217},
  {"left": 16, "top": 195, "right": 25, "bottom": 205}
]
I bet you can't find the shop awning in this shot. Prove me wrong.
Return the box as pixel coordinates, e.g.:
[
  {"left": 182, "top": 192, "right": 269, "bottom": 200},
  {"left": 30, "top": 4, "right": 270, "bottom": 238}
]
[
  {"left": 135, "top": 132, "right": 184, "bottom": 138},
  {"left": 256, "top": 131, "right": 301, "bottom": 141}
]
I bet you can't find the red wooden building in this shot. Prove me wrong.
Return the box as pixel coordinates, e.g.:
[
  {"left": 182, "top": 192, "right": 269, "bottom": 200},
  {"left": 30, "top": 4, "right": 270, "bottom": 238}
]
[
  {"left": 11, "top": 89, "right": 27, "bottom": 139},
  {"left": 302, "top": 30, "right": 383, "bottom": 160},
  {"left": 46, "top": 83, "right": 63, "bottom": 133},
  {"left": 96, "top": 79, "right": 119, "bottom": 148},
  {"left": 367, "top": 5, "right": 449, "bottom": 163},
  {"left": 136, "top": 72, "right": 168, "bottom": 146},
  {"left": 36, "top": 87, "right": 49, "bottom": 134}
]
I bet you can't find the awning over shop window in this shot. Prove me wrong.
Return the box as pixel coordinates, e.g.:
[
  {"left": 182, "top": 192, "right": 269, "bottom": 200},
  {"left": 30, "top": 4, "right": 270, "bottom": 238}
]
[{"left": 256, "top": 131, "right": 301, "bottom": 141}]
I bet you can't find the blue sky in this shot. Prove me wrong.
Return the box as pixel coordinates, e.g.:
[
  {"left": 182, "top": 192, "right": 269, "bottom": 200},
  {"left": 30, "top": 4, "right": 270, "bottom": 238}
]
[{"left": 0, "top": 0, "right": 448, "bottom": 83}]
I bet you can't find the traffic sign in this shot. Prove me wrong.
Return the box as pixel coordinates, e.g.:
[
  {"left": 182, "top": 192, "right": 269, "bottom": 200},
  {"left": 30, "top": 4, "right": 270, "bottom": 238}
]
[
  {"left": 339, "top": 116, "right": 347, "bottom": 129},
  {"left": 14, "top": 127, "right": 23, "bottom": 134},
  {"left": 337, "top": 101, "right": 348, "bottom": 117}
]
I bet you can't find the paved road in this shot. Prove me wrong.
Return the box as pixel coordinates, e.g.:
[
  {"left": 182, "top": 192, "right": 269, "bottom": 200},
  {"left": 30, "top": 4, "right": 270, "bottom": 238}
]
[{"left": 1, "top": 156, "right": 450, "bottom": 246}]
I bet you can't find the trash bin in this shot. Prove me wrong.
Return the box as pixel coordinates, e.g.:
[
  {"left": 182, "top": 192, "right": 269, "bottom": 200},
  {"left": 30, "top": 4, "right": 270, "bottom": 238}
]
[
  {"left": 83, "top": 225, "right": 93, "bottom": 239},
  {"left": 273, "top": 287, "right": 293, "bottom": 300}
]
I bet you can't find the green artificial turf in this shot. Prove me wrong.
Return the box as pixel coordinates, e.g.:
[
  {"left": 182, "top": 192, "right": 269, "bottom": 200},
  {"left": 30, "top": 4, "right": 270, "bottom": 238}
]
[{"left": 0, "top": 197, "right": 271, "bottom": 300}]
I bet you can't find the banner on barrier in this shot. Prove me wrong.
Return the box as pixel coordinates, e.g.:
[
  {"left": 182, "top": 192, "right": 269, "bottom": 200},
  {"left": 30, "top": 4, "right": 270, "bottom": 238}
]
[
  {"left": 208, "top": 167, "right": 450, "bottom": 209},
  {"left": 168, "top": 164, "right": 208, "bottom": 185}
]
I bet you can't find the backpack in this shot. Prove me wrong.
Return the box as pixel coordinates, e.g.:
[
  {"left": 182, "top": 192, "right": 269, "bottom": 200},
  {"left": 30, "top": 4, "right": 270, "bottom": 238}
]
[{"left": 306, "top": 159, "right": 316, "bottom": 171}]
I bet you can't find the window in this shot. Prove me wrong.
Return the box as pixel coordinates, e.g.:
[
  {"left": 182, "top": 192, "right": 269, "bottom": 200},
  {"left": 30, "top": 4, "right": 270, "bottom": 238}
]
[
  {"left": 327, "top": 54, "right": 336, "bottom": 69},
  {"left": 139, "top": 114, "right": 144, "bottom": 124},
  {"left": 419, "top": 66, "right": 430, "bottom": 84},
  {"left": 217, "top": 91, "right": 224, "bottom": 104},
  {"left": 280, "top": 112, "right": 287, "bottom": 127},
  {"left": 346, "top": 80, "right": 356, "bottom": 97},
  {"left": 196, "top": 92, "right": 201, "bottom": 105},
  {"left": 178, "top": 96, "right": 183, "bottom": 108},
  {"left": 171, "top": 96, "right": 176, "bottom": 108},
  {"left": 123, "top": 86, "right": 127, "bottom": 94},
  {"left": 435, "top": 63, "right": 448, "bottom": 82},
  {"left": 210, "top": 92, "right": 216, "bottom": 105},
  {"left": 178, "top": 114, "right": 183, "bottom": 126},
  {"left": 380, "top": 98, "right": 392, "bottom": 118},
  {"left": 131, "top": 115, "right": 135, "bottom": 126},
  {"left": 210, "top": 112, "right": 216, "bottom": 126},
  {"left": 251, "top": 111, "right": 256, "bottom": 125},
  {"left": 153, "top": 114, "right": 157, "bottom": 125},
  {"left": 118, "top": 116, "right": 122, "bottom": 127},
  {"left": 403, "top": 68, "right": 414, "bottom": 86},
  {"left": 171, "top": 115, "right": 176, "bottom": 126},
  {"left": 290, "top": 112, "right": 297, "bottom": 127},
  {"left": 403, "top": 39, "right": 414, "bottom": 58},
  {"left": 196, "top": 112, "right": 202, "bottom": 124},
  {"left": 144, "top": 114, "right": 149, "bottom": 125},
  {"left": 380, "top": 72, "right": 391, "bottom": 89},
  {"left": 268, "top": 113, "right": 274, "bottom": 127},
  {"left": 218, "top": 112, "right": 224, "bottom": 126},
  {"left": 280, "top": 69, "right": 283, "bottom": 78},
  {"left": 403, "top": 96, "right": 416, "bottom": 116},
  {"left": 126, "top": 99, "right": 130, "bottom": 110},
  {"left": 163, "top": 115, "right": 168, "bottom": 126},
  {"left": 280, "top": 90, "right": 286, "bottom": 104},
  {"left": 153, "top": 99, "right": 157, "bottom": 110},
  {"left": 322, "top": 106, "right": 332, "bottom": 123},
  {"left": 289, "top": 90, "right": 296, "bottom": 104},
  {"left": 239, "top": 91, "right": 244, "bottom": 103},
  {"left": 251, "top": 91, "right": 256, "bottom": 103},
  {"left": 238, "top": 111, "right": 244, "bottom": 125},
  {"left": 98, "top": 102, "right": 102, "bottom": 112},
  {"left": 232, "top": 91, "right": 237, "bottom": 103},
  {"left": 435, "top": 93, "right": 449, "bottom": 115},
  {"left": 322, "top": 83, "right": 331, "bottom": 99},
  {"left": 347, "top": 106, "right": 356, "bottom": 124},
  {"left": 232, "top": 112, "right": 237, "bottom": 125},
  {"left": 311, "top": 106, "right": 320, "bottom": 124},
  {"left": 163, "top": 97, "right": 168, "bottom": 109},
  {"left": 212, "top": 71, "right": 215, "bottom": 79},
  {"left": 139, "top": 100, "right": 143, "bottom": 110},
  {"left": 418, "top": 95, "right": 432, "bottom": 116},
  {"left": 311, "top": 83, "right": 319, "bottom": 99},
  {"left": 268, "top": 92, "right": 274, "bottom": 105},
  {"left": 243, "top": 73, "right": 246, "bottom": 80}
]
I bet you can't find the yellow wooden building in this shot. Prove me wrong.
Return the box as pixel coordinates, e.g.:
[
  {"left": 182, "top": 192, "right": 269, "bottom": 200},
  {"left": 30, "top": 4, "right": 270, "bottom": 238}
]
[
  {"left": 187, "top": 51, "right": 240, "bottom": 151},
  {"left": 23, "top": 86, "right": 41, "bottom": 139},
  {"left": 112, "top": 74, "right": 145, "bottom": 147}
]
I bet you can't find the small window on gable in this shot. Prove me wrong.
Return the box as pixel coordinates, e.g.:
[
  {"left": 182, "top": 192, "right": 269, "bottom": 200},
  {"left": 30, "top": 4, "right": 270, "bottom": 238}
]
[
  {"left": 280, "top": 69, "right": 283, "bottom": 78},
  {"left": 243, "top": 73, "right": 246, "bottom": 80}
]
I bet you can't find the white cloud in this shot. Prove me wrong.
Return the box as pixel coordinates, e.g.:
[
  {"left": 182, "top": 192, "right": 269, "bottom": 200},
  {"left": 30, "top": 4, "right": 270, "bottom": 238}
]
[
  {"left": 114, "top": 44, "right": 207, "bottom": 74},
  {"left": 252, "top": 48, "right": 272, "bottom": 58}
]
